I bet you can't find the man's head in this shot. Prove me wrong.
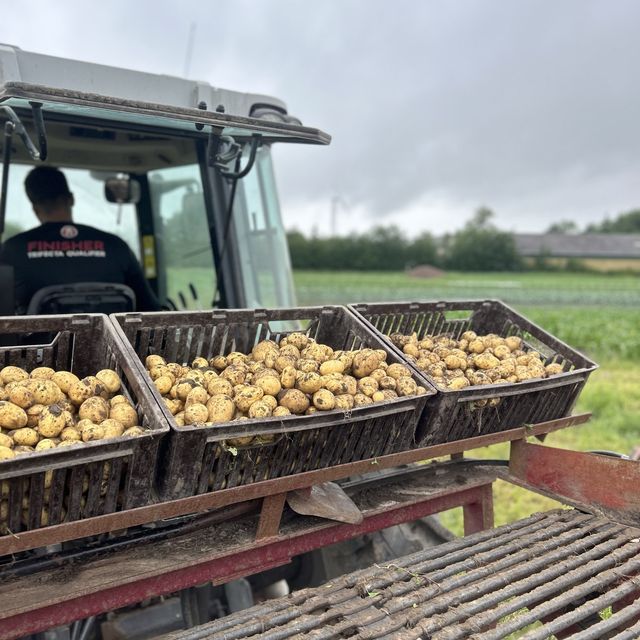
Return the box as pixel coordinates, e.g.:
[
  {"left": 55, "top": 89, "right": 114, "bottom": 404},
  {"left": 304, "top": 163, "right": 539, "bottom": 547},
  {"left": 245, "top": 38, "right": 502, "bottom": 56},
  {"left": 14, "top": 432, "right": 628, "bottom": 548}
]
[{"left": 24, "top": 166, "right": 74, "bottom": 223}]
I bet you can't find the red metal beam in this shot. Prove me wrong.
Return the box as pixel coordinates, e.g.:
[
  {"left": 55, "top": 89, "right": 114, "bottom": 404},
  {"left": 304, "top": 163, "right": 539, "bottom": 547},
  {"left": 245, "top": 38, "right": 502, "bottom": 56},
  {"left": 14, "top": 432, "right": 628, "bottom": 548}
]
[
  {"left": 0, "top": 413, "right": 589, "bottom": 556},
  {"left": 0, "top": 484, "right": 493, "bottom": 640},
  {"left": 509, "top": 440, "right": 640, "bottom": 524}
]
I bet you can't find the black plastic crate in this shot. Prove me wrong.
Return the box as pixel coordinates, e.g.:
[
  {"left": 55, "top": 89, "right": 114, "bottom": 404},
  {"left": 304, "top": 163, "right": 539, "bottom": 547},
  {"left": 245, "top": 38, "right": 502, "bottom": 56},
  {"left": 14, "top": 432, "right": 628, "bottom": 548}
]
[
  {"left": 0, "top": 314, "right": 168, "bottom": 535},
  {"left": 111, "top": 306, "right": 435, "bottom": 500},
  {"left": 350, "top": 300, "right": 597, "bottom": 445}
]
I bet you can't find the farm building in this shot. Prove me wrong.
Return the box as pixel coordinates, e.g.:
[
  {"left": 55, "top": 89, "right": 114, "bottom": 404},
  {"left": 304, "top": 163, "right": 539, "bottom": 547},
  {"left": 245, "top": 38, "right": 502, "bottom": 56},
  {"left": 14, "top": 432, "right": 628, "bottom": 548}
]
[{"left": 514, "top": 233, "right": 640, "bottom": 272}]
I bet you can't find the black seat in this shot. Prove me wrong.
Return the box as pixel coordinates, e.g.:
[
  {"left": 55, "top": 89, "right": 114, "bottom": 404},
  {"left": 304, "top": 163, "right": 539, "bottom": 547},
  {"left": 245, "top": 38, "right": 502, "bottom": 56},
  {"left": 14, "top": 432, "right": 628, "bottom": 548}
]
[{"left": 27, "top": 282, "right": 136, "bottom": 315}]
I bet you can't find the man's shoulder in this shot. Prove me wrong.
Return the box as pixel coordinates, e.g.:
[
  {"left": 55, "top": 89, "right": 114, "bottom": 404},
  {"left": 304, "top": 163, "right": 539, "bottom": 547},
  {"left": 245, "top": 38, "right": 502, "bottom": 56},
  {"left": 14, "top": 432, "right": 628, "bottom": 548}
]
[{"left": 74, "top": 224, "right": 129, "bottom": 246}]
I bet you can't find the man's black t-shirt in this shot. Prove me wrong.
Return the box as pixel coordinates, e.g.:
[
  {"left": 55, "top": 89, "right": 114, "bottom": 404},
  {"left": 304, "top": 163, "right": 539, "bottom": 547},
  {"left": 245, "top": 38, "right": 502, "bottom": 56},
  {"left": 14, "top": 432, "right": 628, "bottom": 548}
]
[{"left": 0, "top": 222, "right": 160, "bottom": 313}]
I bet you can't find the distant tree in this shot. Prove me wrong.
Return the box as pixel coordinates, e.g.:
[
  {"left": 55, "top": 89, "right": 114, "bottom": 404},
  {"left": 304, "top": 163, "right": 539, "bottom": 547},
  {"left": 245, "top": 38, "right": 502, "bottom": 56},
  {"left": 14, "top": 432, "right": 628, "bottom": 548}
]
[
  {"left": 406, "top": 231, "right": 438, "bottom": 267},
  {"left": 444, "top": 207, "right": 523, "bottom": 272},
  {"left": 586, "top": 209, "right": 640, "bottom": 233},
  {"left": 546, "top": 220, "right": 579, "bottom": 234}
]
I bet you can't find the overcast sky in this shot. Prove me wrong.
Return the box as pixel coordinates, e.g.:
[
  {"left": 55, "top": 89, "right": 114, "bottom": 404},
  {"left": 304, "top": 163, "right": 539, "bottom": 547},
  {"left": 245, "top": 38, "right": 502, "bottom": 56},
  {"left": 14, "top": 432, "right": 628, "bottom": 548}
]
[{"left": 4, "top": 0, "right": 640, "bottom": 236}]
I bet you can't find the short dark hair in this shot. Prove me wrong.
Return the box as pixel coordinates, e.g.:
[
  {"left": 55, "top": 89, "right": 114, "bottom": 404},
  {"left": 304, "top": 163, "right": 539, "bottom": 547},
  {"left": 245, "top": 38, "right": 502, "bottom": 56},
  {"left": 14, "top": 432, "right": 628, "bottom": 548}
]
[{"left": 24, "top": 166, "right": 72, "bottom": 206}]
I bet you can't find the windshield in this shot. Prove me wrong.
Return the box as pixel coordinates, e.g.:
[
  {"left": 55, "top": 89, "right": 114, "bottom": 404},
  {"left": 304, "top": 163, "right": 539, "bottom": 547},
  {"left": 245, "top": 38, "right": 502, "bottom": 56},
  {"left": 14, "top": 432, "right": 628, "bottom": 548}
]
[
  {"left": 231, "top": 145, "right": 296, "bottom": 308},
  {"left": 4, "top": 164, "right": 140, "bottom": 258}
]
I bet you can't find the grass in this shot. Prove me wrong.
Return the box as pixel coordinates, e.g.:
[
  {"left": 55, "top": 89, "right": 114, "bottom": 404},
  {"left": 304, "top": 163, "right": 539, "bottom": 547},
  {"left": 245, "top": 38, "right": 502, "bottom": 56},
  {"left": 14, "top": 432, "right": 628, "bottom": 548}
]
[{"left": 292, "top": 269, "right": 640, "bottom": 535}]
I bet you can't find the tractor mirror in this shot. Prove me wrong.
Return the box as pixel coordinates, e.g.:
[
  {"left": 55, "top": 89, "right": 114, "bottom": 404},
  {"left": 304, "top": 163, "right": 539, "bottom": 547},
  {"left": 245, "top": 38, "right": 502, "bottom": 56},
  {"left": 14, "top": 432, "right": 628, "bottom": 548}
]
[{"left": 105, "top": 177, "right": 141, "bottom": 204}]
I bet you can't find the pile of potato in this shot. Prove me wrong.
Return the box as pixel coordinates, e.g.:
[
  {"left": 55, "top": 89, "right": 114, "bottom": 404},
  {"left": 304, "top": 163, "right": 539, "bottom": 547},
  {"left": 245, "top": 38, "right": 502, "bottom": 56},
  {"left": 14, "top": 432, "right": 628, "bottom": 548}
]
[
  {"left": 389, "top": 330, "right": 564, "bottom": 392},
  {"left": 0, "top": 365, "right": 145, "bottom": 461},
  {"left": 146, "top": 332, "right": 428, "bottom": 429}
]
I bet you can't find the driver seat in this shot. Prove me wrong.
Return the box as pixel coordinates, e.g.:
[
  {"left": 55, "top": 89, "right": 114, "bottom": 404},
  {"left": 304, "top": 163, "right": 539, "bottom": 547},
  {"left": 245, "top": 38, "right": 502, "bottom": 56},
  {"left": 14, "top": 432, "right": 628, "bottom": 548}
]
[{"left": 27, "top": 282, "right": 136, "bottom": 315}]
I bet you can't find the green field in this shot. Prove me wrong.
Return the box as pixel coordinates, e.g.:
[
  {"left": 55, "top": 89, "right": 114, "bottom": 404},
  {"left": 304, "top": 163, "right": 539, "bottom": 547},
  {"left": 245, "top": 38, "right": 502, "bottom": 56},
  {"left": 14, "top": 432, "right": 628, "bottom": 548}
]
[{"left": 293, "top": 270, "right": 640, "bottom": 534}]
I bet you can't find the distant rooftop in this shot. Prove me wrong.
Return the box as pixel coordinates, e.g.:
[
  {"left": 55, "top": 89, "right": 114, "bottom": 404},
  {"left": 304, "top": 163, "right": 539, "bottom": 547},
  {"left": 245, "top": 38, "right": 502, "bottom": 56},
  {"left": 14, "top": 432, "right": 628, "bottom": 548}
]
[{"left": 514, "top": 233, "right": 640, "bottom": 259}]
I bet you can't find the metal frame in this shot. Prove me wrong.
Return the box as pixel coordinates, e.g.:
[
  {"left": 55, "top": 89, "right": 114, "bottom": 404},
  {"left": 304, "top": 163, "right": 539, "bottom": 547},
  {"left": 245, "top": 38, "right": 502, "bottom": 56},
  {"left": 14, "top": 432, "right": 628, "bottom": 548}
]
[
  {"left": 0, "top": 413, "right": 589, "bottom": 556},
  {"left": 0, "top": 463, "right": 496, "bottom": 640}
]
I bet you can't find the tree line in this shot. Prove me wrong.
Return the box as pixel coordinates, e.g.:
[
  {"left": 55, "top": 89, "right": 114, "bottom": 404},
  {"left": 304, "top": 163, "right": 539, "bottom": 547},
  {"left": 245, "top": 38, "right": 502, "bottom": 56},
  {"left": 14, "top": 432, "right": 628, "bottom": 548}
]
[{"left": 288, "top": 208, "right": 522, "bottom": 272}]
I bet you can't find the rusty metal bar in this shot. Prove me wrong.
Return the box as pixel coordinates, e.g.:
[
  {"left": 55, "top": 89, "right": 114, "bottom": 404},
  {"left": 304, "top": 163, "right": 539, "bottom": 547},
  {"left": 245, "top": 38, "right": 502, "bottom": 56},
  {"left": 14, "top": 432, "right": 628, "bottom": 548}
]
[
  {"left": 509, "top": 440, "right": 640, "bottom": 526},
  {"left": 255, "top": 493, "right": 286, "bottom": 540},
  {"left": 0, "top": 412, "right": 589, "bottom": 557},
  {"left": 462, "top": 483, "right": 494, "bottom": 535}
]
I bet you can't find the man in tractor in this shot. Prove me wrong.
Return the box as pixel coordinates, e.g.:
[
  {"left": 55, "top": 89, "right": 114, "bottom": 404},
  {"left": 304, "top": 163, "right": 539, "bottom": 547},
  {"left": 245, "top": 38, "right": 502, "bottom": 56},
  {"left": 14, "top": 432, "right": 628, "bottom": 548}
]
[{"left": 0, "top": 166, "right": 160, "bottom": 314}]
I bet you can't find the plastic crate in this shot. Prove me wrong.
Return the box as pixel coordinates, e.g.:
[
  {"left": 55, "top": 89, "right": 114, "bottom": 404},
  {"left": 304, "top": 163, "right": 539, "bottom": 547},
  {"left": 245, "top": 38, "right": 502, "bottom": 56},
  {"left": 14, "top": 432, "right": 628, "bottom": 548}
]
[
  {"left": 350, "top": 300, "right": 597, "bottom": 445},
  {"left": 111, "top": 306, "right": 435, "bottom": 500},
  {"left": 0, "top": 314, "right": 168, "bottom": 535}
]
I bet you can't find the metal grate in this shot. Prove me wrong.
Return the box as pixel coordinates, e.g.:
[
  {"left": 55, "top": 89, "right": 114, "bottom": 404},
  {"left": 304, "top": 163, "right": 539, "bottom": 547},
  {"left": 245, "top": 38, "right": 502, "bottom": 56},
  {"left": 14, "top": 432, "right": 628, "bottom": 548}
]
[{"left": 161, "top": 509, "right": 640, "bottom": 640}]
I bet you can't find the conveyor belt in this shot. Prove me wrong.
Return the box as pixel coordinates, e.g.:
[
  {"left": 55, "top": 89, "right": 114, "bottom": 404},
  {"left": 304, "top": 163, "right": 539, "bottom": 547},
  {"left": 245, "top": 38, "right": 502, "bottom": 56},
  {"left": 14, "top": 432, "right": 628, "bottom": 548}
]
[{"left": 161, "top": 509, "right": 640, "bottom": 640}]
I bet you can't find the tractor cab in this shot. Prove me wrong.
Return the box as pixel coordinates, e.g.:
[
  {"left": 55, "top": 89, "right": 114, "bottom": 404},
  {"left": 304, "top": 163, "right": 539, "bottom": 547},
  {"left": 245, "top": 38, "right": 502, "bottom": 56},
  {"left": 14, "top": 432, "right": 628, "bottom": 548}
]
[{"left": 0, "top": 43, "right": 330, "bottom": 315}]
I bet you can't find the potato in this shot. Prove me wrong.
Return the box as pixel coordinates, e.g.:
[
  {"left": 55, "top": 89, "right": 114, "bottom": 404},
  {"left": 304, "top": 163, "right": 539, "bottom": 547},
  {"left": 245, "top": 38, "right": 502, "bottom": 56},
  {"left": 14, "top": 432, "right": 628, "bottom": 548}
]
[
  {"left": 272, "top": 406, "right": 291, "bottom": 417},
  {"left": 0, "top": 402, "right": 28, "bottom": 430},
  {"left": 448, "top": 377, "right": 470, "bottom": 390},
  {"left": 96, "top": 369, "right": 121, "bottom": 394},
  {"left": 282, "top": 332, "right": 309, "bottom": 350},
  {"left": 183, "top": 403, "right": 208, "bottom": 425},
  {"left": 396, "top": 378, "right": 418, "bottom": 397},
  {"left": 0, "top": 433, "right": 13, "bottom": 449},
  {"left": 278, "top": 389, "right": 309, "bottom": 415},
  {"left": 386, "top": 363, "right": 412, "bottom": 380},
  {"left": 68, "top": 377, "right": 103, "bottom": 405},
  {"left": 38, "top": 405, "right": 69, "bottom": 438},
  {"left": 357, "top": 376, "right": 379, "bottom": 398},
  {"left": 312, "top": 389, "right": 335, "bottom": 411},
  {"left": 370, "top": 368, "right": 387, "bottom": 383},
  {"left": 546, "top": 363, "right": 564, "bottom": 376},
  {"left": 0, "top": 446, "right": 16, "bottom": 460},
  {"left": 323, "top": 376, "right": 349, "bottom": 396},
  {"left": 146, "top": 354, "right": 166, "bottom": 369},
  {"left": 474, "top": 353, "right": 500, "bottom": 370},
  {"left": 60, "top": 426, "right": 82, "bottom": 442},
  {"left": 36, "top": 438, "right": 57, "bottom": 451},
  {"left": 191, "top": 356, "right": 209, "bottom": 369},
  {"left": 101, "top": 419, "right": 125, "bottom": 438},
  {"left": 174, "top": 412, "right": 186, "bottom": 427},
  {"left": 0, "top": 366, "right": 28, "bottom": 384},
  {"left": 109, "top": 403, "right": 138, "bottom": 428},
  {"left": 31, "top": 379, "right": 63, "bottom": 405},
  {"left": 110, "top": 394, "right": 129, "bottom": 407},
  {"left": 81, "top": 424, "right": 105, "bottom": 442},
  {"left": 280, "top": 366, "right": 297, "bottom": 389},
  {"left": 207, "top": 395, "right": 235, "bottom": 423},
  {"left": 248, "top": 401, "right": 273, "bottom": 419},
  {"left": 304, "top": 343, "right": 333, "bottom": 364},
  {"left": 79, "top": 397, "right": 110, "bottom": 424},
  {"left": 164, "top": 398, "right": 183, "bottom": 415},
  {"left": 123, "top": 426, "right": 145, "bottom": 437},
  {"left": 352, "top": 350, "right": 381, "bottom": 378},
  {"left": 207, "top": 378, "right": 233, "bottom": 397},
  {"left": 353, "top": 393, "right": 373, "bottom": 406},
  {"left": 154, "top": 375, "right": 174, "bottom": 395},
  {"left": 505, "top": 336, "right": 523, "bottom": 351},
  {"left": 254, "top": 374, "right": 281, "bottom": 397},
  {"left": 296, "top": 372, "right": 323, "bottom": 394},
  {"left": 334, "top": 394, "right": 355, "bottom": 410},
  {"left": 12, "top": 427, "right": 39, "bottom": 447},
  {"left": 251, "top": 340, "right": 278, "bottom": 363},
  {"left": 30, "top": 367, "right": 55, "bottom": 380},
  {"left": 319, "top": 360, "right": 345, "bottom": 376},
  {"left": 261, "top": 394, "right": 278, "bottom": 411},
  {"left": 186, "top": 387, "right": 209, "bottom": 406},
  {"left": 8, "top": 385, "right": 36, "bottom": 409},
  {"left": 234, "top": 385, "right": 264, "bottom": 412}
]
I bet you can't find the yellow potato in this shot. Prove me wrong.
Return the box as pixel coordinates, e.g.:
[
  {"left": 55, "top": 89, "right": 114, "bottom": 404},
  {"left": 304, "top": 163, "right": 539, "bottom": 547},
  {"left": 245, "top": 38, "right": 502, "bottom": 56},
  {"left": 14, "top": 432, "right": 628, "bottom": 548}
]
[
  {"left": 38, "top": 405, "right": 68, "bottom": 438},
  {"left": 220, "top": 365, "right": 247, "bottom": 386},
  {"left": 79, "top": 397, "right": 110, "bottom": 423},
  {"left": 207, "top": 377, "right": 233, "bottom": 397},
  {"left": 81, "top": 424, "right": 105, "bottom": 442},
  {"left": 0, "top": 445, "right": 16, "bottom": 460},
  {"left": 184, "top": 403, "right": 209, "bottom": 425},
  {"left": 101, "top": 419, "right": 125, "bottom": 438},
  {"left": 145, "top": 354, "right": 166, "bottom": 369},
  {"left": 110, "top": 403, "right": 138, "bottom": 428},
  {"left": 31, "top": 379, "right": 63, "bottom": 405},
  {"left": 110, "top": 394, "right": 129, "bottom": 406},
  {"left": 0, "top": 401, "right": 28, "bottom": 430},
  {"left": 207, "top": 394, "right": 235, "bottom": 423},
  {"left": 386, "top": 363, "right": 413, "bottom": 380},
  {"left": 297, "top": 358, "right": 319, "bottom": 373},
  {"left": 357, "top": 377, "right": 379, "bottom": 398},
  {"left": 353, "top": 393, "right": 373, "bottom": 406},
  {"left": 0, "top": 433, "right": 13, "bottom": 448},
  {"left": 248, "top": 400, "right": 273, "bottom": 419},
  {"left": 186, "top": 387, "right": 209, "bottom": 406},
  {"left": 12, "top": 427, "right": 39, "bottom": 447},
  {"left": 154, "top": 375, "right": 174, "bottom": 395},
  {"left": 272, "top": 406, "right": 291, "bottom": 417},
  {"left": 296, "top": 372, "right": 323, "bottom": 394},
  {"left": 312, "top": 389, "right": 335, "bottom": 411},
  {"left": 278, "top": 389, "right": 309, "bottom": 415},
  {"left": 49, "top": 371, "right": 78, "bottom": 395},
  {"left": 8, "top": 385, "right": 36, "bottom": 409},
  {"left": 280, "top": 366, "right": 297, "bottom": 389},
  {"left": 68, "top": 377, "right": 104, "bottom": 405},
  {"left": 505, "top": 336, "right": 523, "bottom": 351},
  {"left": 254, "top": 374, "right": 281, "bottom": 397},
  {"left": 209, "top": 355, "right": 228, "bottom": 370},
  {"left": 334, "top": 394, "right": 355, "bottom": 410},
  {"left": 191, "top": 356, "right": 209, "bottom": 369},
  {"left": 233, "top": 385, "right": 264, "bottom": 412},
  {"left": 251, "top": 340, "right": 279, "bottom": 363},
  {"left": 163, "top": 398, "right": 183, "bottom": 415},
  {"left": 35, "top": 438, "right": 57, "bottom": 451},
  {"left": 60, "top": 426, "right": 82, "bottom": 442},
  {"left": 30, "top": 367, "right": 55, "bottom": 380},
  {"left": 282, "top": 332, "right": 309, "bottom": 350},
  {"left": 0, "top": 366, "right": 28, "bottom": 384},
  {"left": 96, "top": 369, "right": 122, "bottom": 394},
  {"left": 279, "top": 344, "right": 301, "bottom": 360},
  {"left": 352, "top": 350, "right": 381, "bottom": 378},
  {"left": 546, "top": 363, "right": 564, "bottom": 376},
  {"left": 123, "top": 426, "right": 145, "bottom": 437}
]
